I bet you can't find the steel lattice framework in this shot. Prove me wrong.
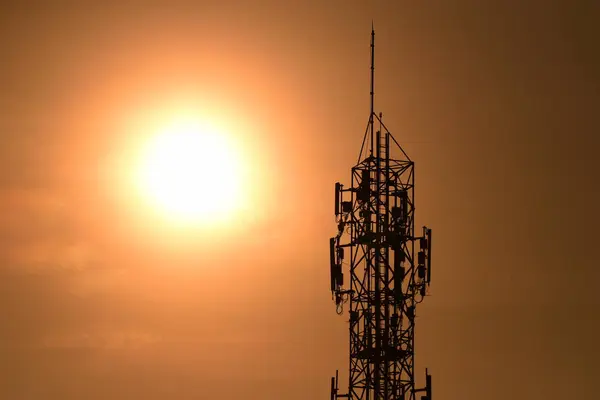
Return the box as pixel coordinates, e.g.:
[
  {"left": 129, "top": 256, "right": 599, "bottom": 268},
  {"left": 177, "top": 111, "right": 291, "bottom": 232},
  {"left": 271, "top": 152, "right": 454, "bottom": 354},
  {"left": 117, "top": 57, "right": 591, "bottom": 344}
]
[{"left": 329, "top": 28, "right": 433, "bottom": 400}]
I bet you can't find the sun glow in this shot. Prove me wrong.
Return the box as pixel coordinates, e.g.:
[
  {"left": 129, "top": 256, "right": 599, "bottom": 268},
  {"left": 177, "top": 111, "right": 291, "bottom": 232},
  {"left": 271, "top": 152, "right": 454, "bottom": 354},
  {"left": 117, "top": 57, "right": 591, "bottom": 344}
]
[{"left": 135, "top": 117, "right": 244, "bottom": 225}]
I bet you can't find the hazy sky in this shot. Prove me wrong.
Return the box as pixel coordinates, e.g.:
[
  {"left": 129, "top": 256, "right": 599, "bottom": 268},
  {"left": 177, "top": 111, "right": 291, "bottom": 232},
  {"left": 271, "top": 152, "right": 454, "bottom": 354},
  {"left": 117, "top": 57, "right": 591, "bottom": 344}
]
[{"left": 1, "top": 1, "right": 598, "bottom": 399}]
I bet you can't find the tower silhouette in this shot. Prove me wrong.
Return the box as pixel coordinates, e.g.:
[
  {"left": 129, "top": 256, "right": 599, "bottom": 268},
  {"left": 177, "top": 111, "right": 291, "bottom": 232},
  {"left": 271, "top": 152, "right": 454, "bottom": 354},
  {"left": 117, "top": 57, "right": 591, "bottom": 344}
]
[{"left": 329, "top": 27, "right": 433, "bottom": 400}]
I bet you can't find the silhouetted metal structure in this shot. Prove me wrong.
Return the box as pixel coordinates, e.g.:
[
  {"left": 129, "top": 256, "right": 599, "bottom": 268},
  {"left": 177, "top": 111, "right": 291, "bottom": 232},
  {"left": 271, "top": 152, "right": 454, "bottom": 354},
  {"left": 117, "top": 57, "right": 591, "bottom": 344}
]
[{"left": 329, "top": 27, "right": 433, "bottom": 400}]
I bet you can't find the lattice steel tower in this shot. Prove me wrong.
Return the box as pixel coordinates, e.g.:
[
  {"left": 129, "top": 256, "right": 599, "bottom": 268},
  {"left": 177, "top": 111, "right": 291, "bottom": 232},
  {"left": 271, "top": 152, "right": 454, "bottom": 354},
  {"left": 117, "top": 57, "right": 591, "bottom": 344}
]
[{"left": 329, "top": 27, "right": 433, "bottom": 400}]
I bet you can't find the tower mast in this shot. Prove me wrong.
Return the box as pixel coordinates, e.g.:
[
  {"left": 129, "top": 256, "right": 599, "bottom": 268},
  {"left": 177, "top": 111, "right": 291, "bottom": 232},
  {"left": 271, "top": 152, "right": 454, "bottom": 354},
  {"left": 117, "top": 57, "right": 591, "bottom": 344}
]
[{"left": 329, "top": 28, "right": 433, "bottom": 400}]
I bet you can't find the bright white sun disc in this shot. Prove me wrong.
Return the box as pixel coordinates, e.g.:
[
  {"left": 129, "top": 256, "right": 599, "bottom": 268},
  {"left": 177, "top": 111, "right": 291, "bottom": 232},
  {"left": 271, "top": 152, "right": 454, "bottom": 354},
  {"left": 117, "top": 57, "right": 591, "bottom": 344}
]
[{"left": 136, "top": 119, "right": 243, "bottom": 224}]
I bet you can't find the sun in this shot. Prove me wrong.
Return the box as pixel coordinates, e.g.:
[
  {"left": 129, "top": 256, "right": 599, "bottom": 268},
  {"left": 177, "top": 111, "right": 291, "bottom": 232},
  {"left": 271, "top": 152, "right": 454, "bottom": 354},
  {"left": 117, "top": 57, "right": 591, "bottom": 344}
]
[{"left": 135, "top": 117, "right": 244, "bottom": 225}]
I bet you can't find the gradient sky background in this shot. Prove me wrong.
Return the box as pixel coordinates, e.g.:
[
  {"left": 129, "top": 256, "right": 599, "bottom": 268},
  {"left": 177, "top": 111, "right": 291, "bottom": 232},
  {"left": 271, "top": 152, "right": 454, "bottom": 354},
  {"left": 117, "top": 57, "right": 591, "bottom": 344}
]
[{"left": 1, "top": 1, "right": 599, "bottom": 399}]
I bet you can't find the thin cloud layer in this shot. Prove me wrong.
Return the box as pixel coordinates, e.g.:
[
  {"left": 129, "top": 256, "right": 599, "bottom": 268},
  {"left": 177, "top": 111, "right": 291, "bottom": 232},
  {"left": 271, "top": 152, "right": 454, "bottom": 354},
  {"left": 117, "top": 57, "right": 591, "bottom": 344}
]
[
  {"left": 41, "top": 331, "right": 162, "bottom": 350},
  {"left": 0, "top": 188, "right": 97, "bottom": 273}
]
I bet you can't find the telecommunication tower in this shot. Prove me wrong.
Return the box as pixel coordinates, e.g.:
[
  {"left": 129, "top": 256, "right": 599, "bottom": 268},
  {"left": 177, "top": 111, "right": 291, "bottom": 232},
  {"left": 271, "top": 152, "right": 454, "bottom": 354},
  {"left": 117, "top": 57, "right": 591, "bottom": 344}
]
[{"left": 328, "top": 27, "right": 433, "bottom": 400}]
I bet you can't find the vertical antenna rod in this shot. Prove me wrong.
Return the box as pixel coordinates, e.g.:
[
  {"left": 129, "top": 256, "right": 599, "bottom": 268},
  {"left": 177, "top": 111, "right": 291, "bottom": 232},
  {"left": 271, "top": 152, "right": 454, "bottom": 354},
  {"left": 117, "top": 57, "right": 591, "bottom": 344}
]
[{"left": 370, "top": 23, "right": 375, "bottom": 156}]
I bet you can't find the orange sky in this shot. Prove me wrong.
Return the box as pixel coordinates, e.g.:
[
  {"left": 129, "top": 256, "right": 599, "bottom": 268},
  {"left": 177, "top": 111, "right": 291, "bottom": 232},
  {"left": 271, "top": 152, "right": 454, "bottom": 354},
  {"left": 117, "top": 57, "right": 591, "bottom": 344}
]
[{"left": 0, "top": 1, "right": 598, "bottom": 399}]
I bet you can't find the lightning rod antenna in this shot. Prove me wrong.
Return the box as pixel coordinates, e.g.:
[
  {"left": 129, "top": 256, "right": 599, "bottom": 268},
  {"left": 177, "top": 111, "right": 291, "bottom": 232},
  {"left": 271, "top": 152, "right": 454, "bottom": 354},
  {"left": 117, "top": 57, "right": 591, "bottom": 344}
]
[{"left": 370, "top": 22, "right": 375, "bottom": 156}]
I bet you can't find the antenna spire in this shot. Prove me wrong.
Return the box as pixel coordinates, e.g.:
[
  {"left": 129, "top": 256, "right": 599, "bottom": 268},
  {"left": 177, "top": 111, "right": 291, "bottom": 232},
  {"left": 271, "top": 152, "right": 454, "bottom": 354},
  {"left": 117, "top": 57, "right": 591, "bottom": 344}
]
[{"left": 370, "top": 24, "right": 375, "bottom": 156}]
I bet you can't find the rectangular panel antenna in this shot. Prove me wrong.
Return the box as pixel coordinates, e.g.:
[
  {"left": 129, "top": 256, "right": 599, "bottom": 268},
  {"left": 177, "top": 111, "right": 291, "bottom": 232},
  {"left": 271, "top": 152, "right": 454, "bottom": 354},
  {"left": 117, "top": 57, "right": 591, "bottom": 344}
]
[
  {"left": 427, "top": 229, "right": 432, "bottom": 284},
  {"left": 329, "top": 238, "right": 336, "bottom": 291},
  {"left": 426, "top": 369, "right": 432, "bottom": 400},
  {"left": 335, "top": 183, "right": 341, "bottom": 216}
]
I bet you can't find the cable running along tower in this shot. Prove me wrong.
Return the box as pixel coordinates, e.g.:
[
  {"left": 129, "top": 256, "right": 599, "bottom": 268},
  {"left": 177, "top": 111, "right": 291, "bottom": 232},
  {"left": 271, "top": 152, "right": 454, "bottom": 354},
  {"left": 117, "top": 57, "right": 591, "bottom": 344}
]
[{"left": 329, "top": 27, "right": 433, "bottom": 400}]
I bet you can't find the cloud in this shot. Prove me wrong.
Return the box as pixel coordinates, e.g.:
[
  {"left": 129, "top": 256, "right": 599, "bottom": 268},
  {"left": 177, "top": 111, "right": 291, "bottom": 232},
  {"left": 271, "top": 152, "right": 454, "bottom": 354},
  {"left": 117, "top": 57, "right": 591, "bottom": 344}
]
[
  {"left": 4, "top": 240, "right": 96, "bottom": 274},
  {"left": 0, "top": 188, "right": 98, "bottom": 273},
  {"left": 41, "top": 331, "right": 162, "bottom": 350}
]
